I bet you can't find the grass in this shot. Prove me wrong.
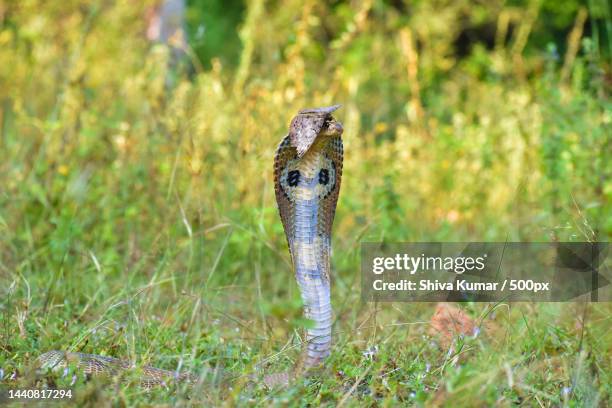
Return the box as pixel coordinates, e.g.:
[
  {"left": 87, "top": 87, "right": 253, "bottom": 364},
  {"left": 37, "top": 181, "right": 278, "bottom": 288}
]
[{"left": 0, "top": 0, "right": 611, "bottom": 406}]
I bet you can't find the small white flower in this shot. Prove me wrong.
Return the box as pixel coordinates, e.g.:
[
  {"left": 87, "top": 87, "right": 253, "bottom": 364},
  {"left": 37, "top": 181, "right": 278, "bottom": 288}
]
[
  {"left": 362, "top": 345, "right": 379, "bottom": 360},
  {"left": 70, "top": 374, "right": 77, "bottom": 386}
]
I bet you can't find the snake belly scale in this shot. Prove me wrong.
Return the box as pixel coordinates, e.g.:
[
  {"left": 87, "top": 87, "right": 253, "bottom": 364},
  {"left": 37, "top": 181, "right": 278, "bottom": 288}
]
[{"left": 36, "top": 105, "right": 344, "bottom": 388}]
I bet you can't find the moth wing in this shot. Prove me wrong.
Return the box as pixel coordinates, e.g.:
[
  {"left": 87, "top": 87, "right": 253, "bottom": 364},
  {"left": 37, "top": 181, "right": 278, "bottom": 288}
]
[
  {"left": 288, "top": 114, "right": 326, "bottom": 157},
  {"left": 298, "top": 104, "right": 342, "bottom": 115}
]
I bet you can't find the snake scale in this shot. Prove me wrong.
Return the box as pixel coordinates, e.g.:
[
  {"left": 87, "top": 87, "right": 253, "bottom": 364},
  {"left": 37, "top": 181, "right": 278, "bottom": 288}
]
[{"left": 36, "top": 105, "right": 344, "bottom": 389}]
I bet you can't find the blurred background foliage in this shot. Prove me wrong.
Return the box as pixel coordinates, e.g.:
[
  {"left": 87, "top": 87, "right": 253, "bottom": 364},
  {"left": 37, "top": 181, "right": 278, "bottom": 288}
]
[
  {"left": 0, "top": 0, "right": 611, "bottom": 404},
  {"left": 1, "top": 0, "right": 609, "bottom": 259}
]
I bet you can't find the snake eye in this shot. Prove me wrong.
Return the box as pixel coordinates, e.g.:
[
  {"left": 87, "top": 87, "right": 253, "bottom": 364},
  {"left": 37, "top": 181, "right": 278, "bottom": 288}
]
[
  {"left": 319, "top": 169, "right": 329, "bottom": 185},
  {"left": 288, "top": 170, "right": 300, "bottom": 187}
]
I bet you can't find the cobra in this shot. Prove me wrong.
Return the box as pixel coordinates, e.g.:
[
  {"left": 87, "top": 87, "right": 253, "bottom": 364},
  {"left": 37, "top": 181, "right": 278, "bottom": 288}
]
[{"left": 36, "top": 105, "right": 344, "bottom": 388}]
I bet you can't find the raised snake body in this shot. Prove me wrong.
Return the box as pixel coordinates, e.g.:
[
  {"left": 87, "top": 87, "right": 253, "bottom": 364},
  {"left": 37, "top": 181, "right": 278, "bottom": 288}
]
[{"left": 37, "top": 105, "right": 344, "bottom": 388}]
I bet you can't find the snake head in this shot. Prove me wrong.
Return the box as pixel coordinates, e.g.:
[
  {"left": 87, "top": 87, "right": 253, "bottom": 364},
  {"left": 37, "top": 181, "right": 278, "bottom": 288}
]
[{"left": 289, "top": 104, "right": 343, "bottom": 158}]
